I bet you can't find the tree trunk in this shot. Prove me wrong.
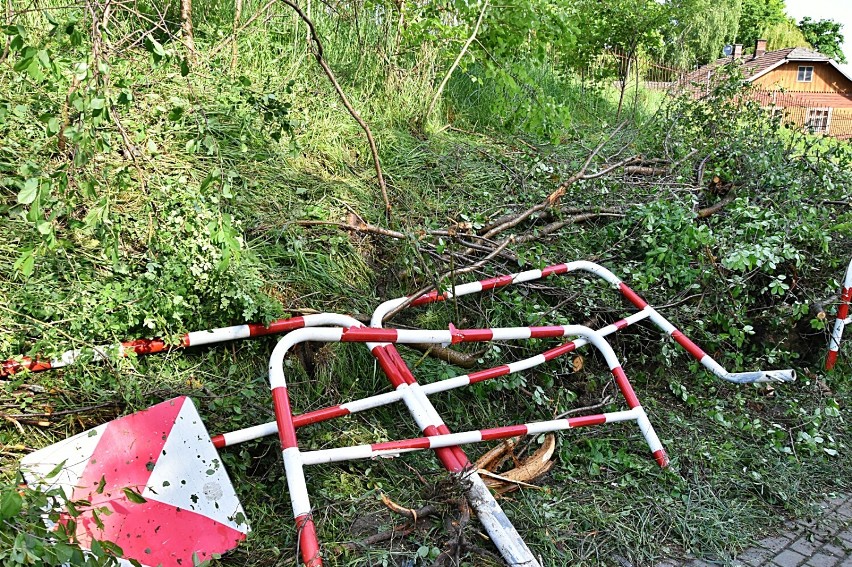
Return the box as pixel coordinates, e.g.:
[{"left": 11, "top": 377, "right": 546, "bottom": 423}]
[
  {"left": 230, "top": 0, "right": 243, "bottom": 73},
  {"left": 181, "top": 0, "right": 197, "bottom": 57}
]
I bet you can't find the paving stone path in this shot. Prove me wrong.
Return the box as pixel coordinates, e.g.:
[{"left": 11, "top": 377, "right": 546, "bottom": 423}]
[{"left": 658, "top": 494, "right": 852, "bottom": 567}]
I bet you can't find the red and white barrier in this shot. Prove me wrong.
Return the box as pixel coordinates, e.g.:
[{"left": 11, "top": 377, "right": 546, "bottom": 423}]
[
  {"left": 2, "top": 261, "right": 793, "bottom": 383},
  {"left": 373, "top": 260, "right": 795, "bottom": 383},
  {"left": 827, "top": 257, "right": 852, "bottom": 370},
  {"left": 265, "top": 324, "right": 667, "bottom": 566},
  {"left": 10, "top": 260, "right": 798, "bottom": 566},
  {"left": 210, "top": 308, "right": 655, "bottom": 448}
]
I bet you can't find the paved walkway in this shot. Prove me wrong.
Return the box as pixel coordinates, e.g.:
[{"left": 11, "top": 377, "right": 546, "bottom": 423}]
[{"left": 658, "top": 494, "right": 852, "bottom": 567}]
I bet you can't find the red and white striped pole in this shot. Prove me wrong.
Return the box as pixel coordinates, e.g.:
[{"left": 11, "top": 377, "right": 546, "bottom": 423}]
[
  {"left": 373, "top": 260, "right": 794, "bottom": 383},
  {"left": 211, "top": 309, "right": 655, "bottom": 449},
  {"left": 0, "top": 316, "right": 314, "bottom": 377},
  {"left": 267, "top": 324, "right": 668, "bottom": 566},
  {"left": 827, "top": 258, "right": 852, "bottom": 370},
  {"left": 1, "top": 261, "right": 793, "bottom": 383}
]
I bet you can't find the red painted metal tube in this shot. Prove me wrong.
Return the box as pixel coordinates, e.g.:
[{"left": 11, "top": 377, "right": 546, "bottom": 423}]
[{"left": 827, "top": 257, "right": 852, "bottom": 370}]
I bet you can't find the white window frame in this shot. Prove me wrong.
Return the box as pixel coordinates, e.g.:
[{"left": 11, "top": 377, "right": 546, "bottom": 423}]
[
  {"left": 805, "top": 107, "right": 832, "bottom": 134},
  {"left": 797, "top": 65, "right": 814, "bottom": 82},
  {"left": 762, "top": 105, "right": 784, "bottom": 121}
]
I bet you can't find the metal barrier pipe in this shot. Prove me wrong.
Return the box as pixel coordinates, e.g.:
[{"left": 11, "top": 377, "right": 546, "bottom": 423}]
[
  {"left": 2, "top": 261, "right": 793, "bottom": 384},
  {"left": 249, "top": 316, "right": 534, "bottom": 566},
  {"left": 301, "top": 409, "right": 641, "bottom": 465},
  {"left": 211, "top": 308, "right": 655, "bottom": 449},
  {"left": 267, "top": 324, "right": 667, "bottom": 566},
  {"left": 0, "top": 314, "right": 330, "bottom": 377},
  {"left": 372, "top": 260, "right": 794, "bottom": 383},
  {"left": 827, "top": 257, "right": 852, "bottom": 370}
]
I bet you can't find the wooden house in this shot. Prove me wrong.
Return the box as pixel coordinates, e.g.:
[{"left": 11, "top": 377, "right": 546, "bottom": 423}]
[{"left": 681, "top": 40, "right": 852, "bottom": 138}]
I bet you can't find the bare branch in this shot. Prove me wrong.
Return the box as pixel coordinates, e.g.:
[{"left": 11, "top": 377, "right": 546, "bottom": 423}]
[
  {"left": 382, "top": 237, "right": 513, "bottom": 323},
  {"left": 423, "top": 0, "right": 489, "bottom": 125},
  {"left": 279, "top": 0, "right": 391, "bottom": 216}
]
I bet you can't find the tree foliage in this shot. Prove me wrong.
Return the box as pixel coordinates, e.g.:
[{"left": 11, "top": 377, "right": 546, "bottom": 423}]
[
  {"left": 737, "top": 0, "right": 786, "bottom": 50},
  {"left": 799, "top": 17, "right": 847, "bottom": 63},
  {"left": 663, "top": 0, "right": 742, "bottom": 67},
  {"left": 763, "top": 18, "right": 810, "bottom": 51}
]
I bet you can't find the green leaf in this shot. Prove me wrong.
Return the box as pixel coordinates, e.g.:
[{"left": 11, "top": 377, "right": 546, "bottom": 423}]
[
  {"left": 144, "top": 36, "right": 166, "bottom": 63},
  {"left": 14, "top": 249, "right": 35, "bottom": 277},
  {"left": 0, "top": 490, "right": 23, "bottom": 520},
  {"left": 53, "top": 542, "right": 75, "bottom": 563},
  {"left": 180, "top": 58, "right": 190, "bottom": 77},
  {"left": 90, "top": 97, "right": 105, "bottom": 110},
  {"left": 168, "top": 106, "right": 185, "bottom": 121},
  {"left": 96, "top": 475, "right": 106, "bottom": 494},
  {"left": 17, "top": 178, "right": 38, "bottom": 204},
  {"left": 13, "top": 54, "right": 33, "bottom": 73},
  {"left": 92, "top": 508, "right": 105, "bottom": 530},
  {"left": 36, "top": 221, "right": 52, "bottom": 235},
  {"left": 122, "top": 487, "right": 147, "bottom": 504},
  {"left": 36, "top": 49, "right": 50, "bottom": 68},
  {"left": 47, "top": 116, "right": 60, "bottom": 135}
]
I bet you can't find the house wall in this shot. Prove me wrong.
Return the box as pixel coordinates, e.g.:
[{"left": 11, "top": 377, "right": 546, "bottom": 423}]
[
  {"left": 776, "top": 106, "right": 852, "bottom": 139},
  {"left": 752, "top": 61, "right": 851, "bottom": 94}
]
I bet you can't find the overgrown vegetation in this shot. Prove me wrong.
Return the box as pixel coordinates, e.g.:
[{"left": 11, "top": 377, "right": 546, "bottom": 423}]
[{"left": 1, "top": 1, "right": 851, "bottom": 566}]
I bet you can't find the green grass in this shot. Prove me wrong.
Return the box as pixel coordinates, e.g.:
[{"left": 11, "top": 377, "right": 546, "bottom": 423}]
[{"left": 2, "top": 3, "right": 852, "bottom": 567}]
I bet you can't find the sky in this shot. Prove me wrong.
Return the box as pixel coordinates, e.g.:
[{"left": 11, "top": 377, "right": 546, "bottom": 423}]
[{"left": 785, "top": 0, "right": 852, "bottom": 75}]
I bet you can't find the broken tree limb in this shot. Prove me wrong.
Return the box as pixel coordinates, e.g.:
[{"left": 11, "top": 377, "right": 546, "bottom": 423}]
[
  {"left": 343, "top": 503, "right": 439, "bottom": 550},
  {"left": 401, "top": 343, "right": 483, "bottom": 369},
  {"left": 474, "top": 434, "right": 556, "bottom": 494},
  {"left": 382, "top": 237, "right": 513, "bottom": 323},
  {"left": 511, "top": 212, "right": 624, "bottom": 245},
  {"left": 623, "top": 165, "right": 668, "bottom": 176},
  {"left": 479, "top": 123, "right": 629, "bottom": 240},
  {"left": 423, "top": 0, "right": 489, "bottom": 125},
  {"left": 697, "top": 190, "right": 737, "bottom": 218},
  {"left": 280, "top": 0, "right": 391, "bottom": 217}
]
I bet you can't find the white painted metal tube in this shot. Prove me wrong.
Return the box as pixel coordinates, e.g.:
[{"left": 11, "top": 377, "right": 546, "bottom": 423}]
[{"left": 371, "top": 261, "right": 794, "bottom": 383}]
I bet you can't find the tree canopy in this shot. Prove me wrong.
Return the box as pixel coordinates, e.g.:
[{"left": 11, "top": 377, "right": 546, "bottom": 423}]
[{"left": 799, "top": 17, "right": 848, "bottom": 63}]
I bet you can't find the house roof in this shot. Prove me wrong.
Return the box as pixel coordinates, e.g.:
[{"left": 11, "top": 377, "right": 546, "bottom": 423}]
[{"left": 680, "top": 46, "right": 852, "bottom": 89}]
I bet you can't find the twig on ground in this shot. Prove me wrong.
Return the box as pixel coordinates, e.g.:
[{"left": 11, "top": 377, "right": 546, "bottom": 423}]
[
  {"left": 342, "top": 502, "right": 439, "bottom": 550},
  {"left": 697, "top": 190, "right": 737, "bottom": 218},
  {"left": 554, "top": 395, "right": 614, "bottom": 420},
  {"left": 382, "top": 237, "right": 513, "bottom": 323}
]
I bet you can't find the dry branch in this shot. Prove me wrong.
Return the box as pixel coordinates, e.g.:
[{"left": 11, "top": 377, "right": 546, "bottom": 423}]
[
  {"left": 401, "top": 343, "right": 482, "bottom": 368},
  {"left": 279, "top": 0, "right": 391, "bottom": 217},
  {"left": 623, "top": 165, "right": 668, "bottom": 176},
  {"left": 697, "top": 190, "right": 737, "bottom": 218},
  {"left": 382, "top": 237, "right": 513, "bottom": 323},
  {"left": 479, "top": 122, "right": 629, "bottom": 240},
  {"left": 423, "top": 0, "right": 489, "bottom": 124},
  {"left": 343, "top": 502, "right": 439, "bottom": 550}
]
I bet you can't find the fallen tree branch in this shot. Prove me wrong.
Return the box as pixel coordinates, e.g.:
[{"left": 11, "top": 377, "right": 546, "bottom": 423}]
[
  {"left": 382, "top": 237, "right": 513, "bottom": 323},
  {"left": 554, "top": 395, "right": 614, "bottom": 420},
  {"left": 343, "top": 503, "right": 439, "bottom": 550},
  {"left": 697, "top": 190, "right": 737, "bottom": 218},
  {"left": 3, "top": 401, "right": 120, "bottom": 419},
  {"left": 479, "top": 123, "right": 629, "bottom": 240},
  {"left": 401, "top": 343, "right": 483, "bottom": 368},
  {"left": 623, "top": 165, "right": 668, "bottom": 176},
  {"left": 511, "top": 212, "right": 624, "bottom": 245},
  {"left": 423, "top": 0, "right": 489, "bottom": 125},
  {"left": 280, "top": 0, "right": 391, "bottom": 217}
]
